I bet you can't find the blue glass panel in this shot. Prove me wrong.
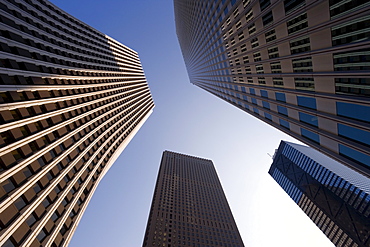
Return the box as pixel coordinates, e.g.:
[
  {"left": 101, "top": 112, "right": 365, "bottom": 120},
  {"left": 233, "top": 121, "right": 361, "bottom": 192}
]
[
  {"left": 231, "top": 0, "right": 236, "bottom": 5},
  {"left": 297, "top": 96, "right": 317, "bottom": 109},
  {"left": 278, "top": 106, "right": 288, "bottom": 116},
  {"left": 241, "top": 87, "right": 246, "bottom": 93},
  {"left": 301, "top": 128, "right": 320, "bottom": 143},
  {"left": 253, "top": 107, "right": 259, "bottom": 114},
  {"left": 339, "top": 144, "right": 370, "bottom": 167},
  {"left": 260, "top": 90, "right": 268, "bottom": 98},
  {"left": 338, "top": 124, "right": 370, "bottom": 146},
  {"left": 275, "top": 92, "right": 286, "bottom": 102},
  {"left": 250, "top": 88, "right": 255, "bottom": 95},
  {"left": 299, "top": 112, "right": 318, "bottom": 127},
  {"left": 279, "top": 119, "right": 290, "bottom": 129},
  {"left": 251, "top": 98, "right": 257, "bottom": 105},
  {"left": 337, "top": 102, "right": 370, "bottom": 123},
  {"left": 264, "top": 112, "right": 272, "bottom": 120},
  {"left": 262, "top": 101, "right": 270, "bottom": 109}
]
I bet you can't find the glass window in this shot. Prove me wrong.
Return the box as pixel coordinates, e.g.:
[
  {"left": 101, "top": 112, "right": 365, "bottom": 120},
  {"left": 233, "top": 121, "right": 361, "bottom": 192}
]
[
  {"left": 278, "top": 106, "right": 288, "bottom": 116},
  {"left": 264, "top": 112, "right": 272, "bottom": 120},
  {"left": 253, "top": 107, "right": 259, "bottom": 114},
  {"left": 299, "top": 112, "right": 318, "bottom": 127},
  {"left": 260, "top": 90, "right": 268, "bottom": 98},
  {"left": 279, "top": 119, "right": 290, "bottom": 129},
  {"left": 338, "top": 124, "right": 370, "bottom": 146},
  {"left": 275, "top": 92, "right": 286, "bottom": 102},
  {"left": 251, "top": 98, "right": 257, "bottom": 105},
  {"left": 262, "top": 101, "right": 270, "bottom": 109},
  {"left": 337, "top": 102, "right": 370, "bottom": 123},
  {"left": 339, "top": 144, "right": 370, "bottom": 167},
  {"left": 297, "top": 96, "right": 316, "bottom": 109},
  {"left": 250, "top": 88, "right": 255, "bottom": 95},
  {"left": 301, "top": 128, "right": 320, "bottom": 143}
]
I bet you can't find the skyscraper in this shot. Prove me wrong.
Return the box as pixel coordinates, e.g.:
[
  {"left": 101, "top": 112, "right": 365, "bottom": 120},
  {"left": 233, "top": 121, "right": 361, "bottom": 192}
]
[
  {"left": 0, "top": 0, "right": 154, "bottom": 246},
  {"left": 142, "top": 151, "right": 244, "bottom": 247},
  {"left": 269, "top": 141, "right": 370, "bottom": 247},
  {"left": 174, "top": 0, "right": 370, "bottom": 176}
]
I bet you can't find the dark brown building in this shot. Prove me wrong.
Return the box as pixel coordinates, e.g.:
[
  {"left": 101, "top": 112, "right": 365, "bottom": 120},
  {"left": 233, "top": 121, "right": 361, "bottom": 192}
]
[
  {"left": 143, "top": 151, "right": 244, "bottom": 247},
  {"left": 0, "top": 0, "right": 154, "bottom": 246}
]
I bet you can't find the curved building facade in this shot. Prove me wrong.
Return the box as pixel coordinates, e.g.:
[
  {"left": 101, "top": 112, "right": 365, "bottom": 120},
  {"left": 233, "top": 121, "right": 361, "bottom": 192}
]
[
  {"left": 0, "top": 0, "right": 154, "bottom": 246},
  {"left": 174, "top": 0, "right": 370, "bottom": 177}
]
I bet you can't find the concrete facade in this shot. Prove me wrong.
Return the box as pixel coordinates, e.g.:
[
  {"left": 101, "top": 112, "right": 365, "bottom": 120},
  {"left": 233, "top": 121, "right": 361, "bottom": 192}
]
[{"left": 0, "top": 0, "right": 154, "bottom": 246}]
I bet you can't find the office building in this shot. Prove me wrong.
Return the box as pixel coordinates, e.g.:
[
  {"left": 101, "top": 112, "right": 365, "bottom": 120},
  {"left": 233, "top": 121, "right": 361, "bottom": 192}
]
[
  {"left": 142, "top": 151, "right": 244, "bottom": 247},
  {"left": 0, "top": 0, "right": 154, "bottom": 246},
  {"left": 174, "top": 0, "right": 370, "bottom": 176},
  {"left": 269, "top": 141, "right": 370, "bottom": 247}
]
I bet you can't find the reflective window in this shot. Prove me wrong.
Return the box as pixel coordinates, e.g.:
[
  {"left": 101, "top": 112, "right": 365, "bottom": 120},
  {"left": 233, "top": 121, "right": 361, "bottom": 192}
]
[
  {"left": 301, "top": 128, "right": 320, "bottom": 143},
  {"left": 278, "top": 106, "right": 288, "bottom": 116},
  {"left": 251, "top": 98, "right": 257, "bottom": 105},
  {"left": 297, "top": 96, "right": 316, "bottom": 109},
  {"left": 253, "top": 107, "right": 259, "bottom": 114},
  {"left": 275, "top": 92, "right": 286, "bottom": 102},
  {"left": 262, "top": 101, "right": 270, "bottom": 109},
  {"left": 337, "top": 102, "right": 370, "bottom": 123},
  {"left": 250, "top": 88, "right": 255, "bottom": 95},
  {"left": 264, "top": 112, "right": 272, "bottom": 120},
  {"left": 339, "top": 144, "right": 370, "bottom": 167},
  {"left": 338, "top": 124, "right": 370, "bottom": 146},
  {"left": 279, "top": 119, "right": 290, "bottom": 129},
  {"left": 299, "top": 112, "right": 318, "bottom": 127},
  {"left": 260, "top": 90, "right": 268, "bottom": 98}
]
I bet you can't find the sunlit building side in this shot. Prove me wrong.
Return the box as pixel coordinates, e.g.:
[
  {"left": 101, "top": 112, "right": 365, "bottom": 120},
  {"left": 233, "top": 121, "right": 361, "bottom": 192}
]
[
  {"left": 0, "top": 0, "right": 154, "bottom": 246},
  {"left": 174, "top": 0, "right": 370, "bottom": 176}
]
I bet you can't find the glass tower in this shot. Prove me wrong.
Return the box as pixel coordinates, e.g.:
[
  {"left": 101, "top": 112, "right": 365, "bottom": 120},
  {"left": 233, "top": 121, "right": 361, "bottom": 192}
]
[
  {"left": 174, "top": 0, "right": 370, "bottom": 176},
  {"left": 269, "top": 141, "right": 370, "bottom": 247},
  {"left": 0, "top": 0, "right": 154, "bottom": 246},
  {"left": 143, "top": 151, "right": 244, "bottom": 247}
]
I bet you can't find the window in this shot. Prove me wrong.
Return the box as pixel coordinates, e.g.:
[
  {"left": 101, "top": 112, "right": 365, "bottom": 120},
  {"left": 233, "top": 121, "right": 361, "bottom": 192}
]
[
  {"left": 245, "top": 9, "right": 253, "bottom": 23},
  {"left": 264, "top": 112, "right": 272, "bottom": 120},
  {"left": 295, "top": 78, "right": 314, "bottom": 91},
  {"left": 278, "top": 106, "right": 288, "bottom": 116},
  {"left": 256, "top": 64, "right": 264, "bottom": 74},
  {"left": 299, "top": 112, "right": 318, "bottom": 127},
  {"left": 262, "top": 101, "right": 270, "bottom": 109},
  {"left": 259, "top": 0, "right": 271, "bottom": 11},
  {"left": 251, "top": 38, "right": 259, "bottom": 48},
  {"left": 275, "top": 92, "right": 286, "bottom": 102},
  {"left": 339, "top": 144, "right": 370, "bottom": 167},
  {"left": 301, "top": 128, "right": 320, "bottom": 143},
  {"left": 337, "top": 102, "right": 370, "bottom": 123},
  {"left": 290, "top": 36, "right": 310, "bottom": 54},
  {"left": 270, "top": 62, "right": 282, "bottom": 73},
  {"left": 292, "top": 57, "right": 312, "bottom": 72},
  {"left": 332, "top": 16, "right": 370, "bottom": 46},
  {"left": 287, "top": 13, "right": 308, "bottom": 34},
  {"left": 248, "top": 23, "right": 256, "bottom": 35},
  {"left": 338, "top": 124, "right": 370, "bottom": 146},
  {"left": 250, "top": 88, "right": 256, "bottom": 95},
  {"left": 273, "top": 78, "right": 284, "bottom": 87},
  {"left": 268, "top": 47, "right": 279, "bottom": 59},
  {"left": 329, "top": 0, "right": 370, "bottom": 18},
  {"left": 297, "top": 96, "right": 317, "bottom": 109},
  {"left": 335, "top": 78, "right": 370, "bottom": 97},
  {"left": 253, "top": 107, "right": 259, "bottom": 114},
  {"left": 284, "top": 0, "right": 305, "bottom": 14},
  {"left": 279, "top": 119, "right": 290, "bottom": 129},
  {"left": 253, "top": 52, "right": 261, "bottom": 62},
  {"left": 333, "top": 49, "right": 370, "bottom": 71},
  {"left": 265, "top": 29, "right": 276, "bottom": 43},
  {"left": 262, "top": 11, "right": 273, "bottom": 26},
  {"left": 260, "top": 90, "right": 268, "bottom": 98},
  {"left": 243, "top": 55, "right": 249, "bottom": 64}
]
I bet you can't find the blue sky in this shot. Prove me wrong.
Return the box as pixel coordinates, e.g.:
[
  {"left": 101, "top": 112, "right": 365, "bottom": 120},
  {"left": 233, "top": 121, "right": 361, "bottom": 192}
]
[{"left": 49, "top": 1, "right": 334, "bottom": 246}]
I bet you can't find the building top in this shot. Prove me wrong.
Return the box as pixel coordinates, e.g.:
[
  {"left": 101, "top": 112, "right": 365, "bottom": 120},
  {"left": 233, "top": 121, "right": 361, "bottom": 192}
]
[{"left": 282, "top": 141, "right": 370, "bottom": 194}]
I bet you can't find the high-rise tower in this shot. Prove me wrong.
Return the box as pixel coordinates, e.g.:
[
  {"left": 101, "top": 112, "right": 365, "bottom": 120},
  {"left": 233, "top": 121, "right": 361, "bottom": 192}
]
[
  {"left": 174, "top": 0, "right": 370, "bottom": 176},
  {"left": 143, "top": 151, "right": 244, "bottom": 247},
  {"left": 0, "top": 0, "right": 154, "bottom": 246},
  {"left": 269, "top": 141, "right": 370, "bottom": 247}
]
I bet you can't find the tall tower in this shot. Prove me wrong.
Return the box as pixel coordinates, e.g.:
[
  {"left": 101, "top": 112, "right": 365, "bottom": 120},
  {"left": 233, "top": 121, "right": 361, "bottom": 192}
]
[
  {"left": 143, "top": 151, "right": 244, "bottom": 247},
  {"left": 0, "top": 0, "right": 154, "bottom": 246},
  {"left": 174, "top": 0, "right": 370, "bottom": 176},
  {"left": 269, "top": 141, "right": 370, "bottom": 247}
]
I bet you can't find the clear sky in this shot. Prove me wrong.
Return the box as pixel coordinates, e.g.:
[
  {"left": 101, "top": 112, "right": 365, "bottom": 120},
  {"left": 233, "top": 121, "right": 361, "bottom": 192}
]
[{"left": 49, "top": 1, "right": 334, "bottom": 246}]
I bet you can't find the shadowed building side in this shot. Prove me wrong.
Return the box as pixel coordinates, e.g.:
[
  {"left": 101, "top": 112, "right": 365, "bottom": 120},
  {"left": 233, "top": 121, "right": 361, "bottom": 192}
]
[{"left": 143, "top": 151, "right": 244, "bottom": 247}]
